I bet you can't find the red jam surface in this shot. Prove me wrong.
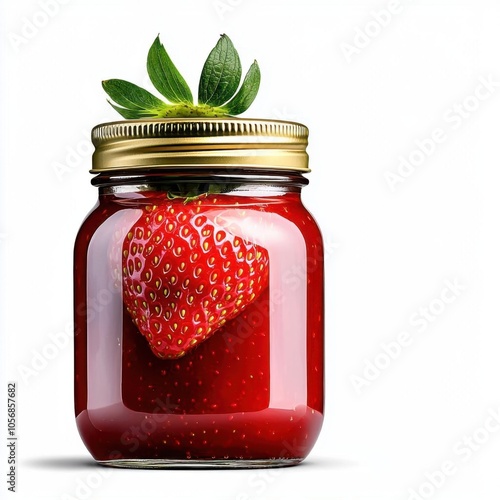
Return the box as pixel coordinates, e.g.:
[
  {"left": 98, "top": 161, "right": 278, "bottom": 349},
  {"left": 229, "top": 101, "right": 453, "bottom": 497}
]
[{"left": 74, "top": 189, "right": 324, "bottom": 463}]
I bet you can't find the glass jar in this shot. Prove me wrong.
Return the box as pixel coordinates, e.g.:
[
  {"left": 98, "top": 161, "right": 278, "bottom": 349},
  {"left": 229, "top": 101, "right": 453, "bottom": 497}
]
[{"left": 74, "top": 118, "right": 324, "bottom": 468}]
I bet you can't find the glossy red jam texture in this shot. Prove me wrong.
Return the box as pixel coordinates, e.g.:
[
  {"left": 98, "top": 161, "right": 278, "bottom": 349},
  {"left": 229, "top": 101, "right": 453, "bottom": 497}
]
[{"left": 74, "top": 187, "right": 324, "bottom": 463}]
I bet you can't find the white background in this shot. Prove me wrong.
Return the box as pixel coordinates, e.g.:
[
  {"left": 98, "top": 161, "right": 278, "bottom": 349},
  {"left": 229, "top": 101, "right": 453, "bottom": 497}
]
[{"left": 1, "top": 0, "right": 500, "bottom": 499}]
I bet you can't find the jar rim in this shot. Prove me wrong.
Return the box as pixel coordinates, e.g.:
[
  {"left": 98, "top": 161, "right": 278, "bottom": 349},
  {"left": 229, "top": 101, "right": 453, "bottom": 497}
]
[{"left": 90, "top": 118, "right": 309, "bottom": 173}]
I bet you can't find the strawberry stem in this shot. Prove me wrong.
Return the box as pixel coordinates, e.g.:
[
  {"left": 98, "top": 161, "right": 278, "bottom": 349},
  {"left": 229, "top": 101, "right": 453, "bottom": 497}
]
[
  {"left": 166, "top": 182, "right": 235, "bottom": 203},
  {"left": 162, "top": 103, "right": 229, "bottom": 118}
]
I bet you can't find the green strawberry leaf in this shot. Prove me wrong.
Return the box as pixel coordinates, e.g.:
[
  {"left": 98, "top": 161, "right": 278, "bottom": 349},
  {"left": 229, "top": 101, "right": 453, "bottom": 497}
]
[
  {"left": 107, "top": 102, "right": 160, "bottom": 119},
  {"left": 102, "top": 79, "right": 172, "bottom": 118},
  {"left": 147, "top": 35, "right": 193, "bottom": 104},
  {"left": 221, "top": 60, "right": 261, "bottom": 116},
  {"left": 198, "top": 34, "right": 242, "bottom": 107}
]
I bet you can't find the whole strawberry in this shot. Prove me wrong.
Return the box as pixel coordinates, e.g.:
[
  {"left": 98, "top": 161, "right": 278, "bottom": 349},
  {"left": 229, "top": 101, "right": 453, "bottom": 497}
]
[{"left": 121, "top": 195, "right": 269, "bottom": 359}]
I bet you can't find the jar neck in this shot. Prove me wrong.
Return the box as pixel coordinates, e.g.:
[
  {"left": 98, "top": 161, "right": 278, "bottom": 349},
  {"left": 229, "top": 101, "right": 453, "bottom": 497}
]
[{"left": 92, "top": 168, "right": 308, "bottom": 196}]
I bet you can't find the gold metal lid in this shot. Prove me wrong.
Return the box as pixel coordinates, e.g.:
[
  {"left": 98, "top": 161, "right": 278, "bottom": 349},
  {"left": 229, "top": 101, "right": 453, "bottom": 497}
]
[{"left": 91, "top": 118, "right": 309, "bottom": 173}]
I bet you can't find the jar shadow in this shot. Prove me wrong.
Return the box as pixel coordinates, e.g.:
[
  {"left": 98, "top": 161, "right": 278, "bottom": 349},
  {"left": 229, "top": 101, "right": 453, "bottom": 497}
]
[
  {"left": 27, "top": 456, "right": 358, "bottom": 471},
  {"left": 26, "top": 457, "right": 97, "bottom": 470}
]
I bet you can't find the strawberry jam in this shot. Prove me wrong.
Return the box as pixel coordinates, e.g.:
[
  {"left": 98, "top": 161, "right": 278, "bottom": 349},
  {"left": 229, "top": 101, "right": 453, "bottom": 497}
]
[{"left": 75, "top": 119, "right": 324, "bottom": 468}]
